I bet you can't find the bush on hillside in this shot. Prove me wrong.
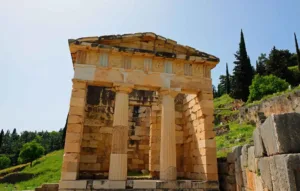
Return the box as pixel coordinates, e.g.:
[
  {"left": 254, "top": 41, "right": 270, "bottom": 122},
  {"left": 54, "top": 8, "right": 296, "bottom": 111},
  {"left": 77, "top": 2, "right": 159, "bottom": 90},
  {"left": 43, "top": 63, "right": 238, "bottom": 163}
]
[
  {"left": 0, "top": 155, "right": 11, "bottom": 170},
  {"left": 248, "top": 75, "right": 289, "bottom": 102},
  {"left": 18, "top": 141, "right": 45, "bottom": 167}
]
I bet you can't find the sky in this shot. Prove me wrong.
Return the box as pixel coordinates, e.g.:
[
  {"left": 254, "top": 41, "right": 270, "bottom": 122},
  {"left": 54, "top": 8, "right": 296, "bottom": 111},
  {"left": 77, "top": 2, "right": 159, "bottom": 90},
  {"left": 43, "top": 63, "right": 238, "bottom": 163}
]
[{"left": 0, "top": 0, "right": 300, "bottom": 133}]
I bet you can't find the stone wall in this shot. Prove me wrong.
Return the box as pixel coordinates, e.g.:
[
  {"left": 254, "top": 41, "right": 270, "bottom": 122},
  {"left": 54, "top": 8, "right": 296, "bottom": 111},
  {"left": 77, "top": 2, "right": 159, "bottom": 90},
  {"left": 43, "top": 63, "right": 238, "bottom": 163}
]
[
  {"left": 79, "top": 87, "right": 156, "bottom": 178},
  {"left": 239, "top": 90, "right": 300, "bottom": 126},
  {"left": 219, "top": 112, "right": 300, "bottom": 191},
  {"left": 128, "top": 106, "right": 150, "bottom": 171},
  {"left": 182, "top": 93, "right": 218, "bottom": 181}
]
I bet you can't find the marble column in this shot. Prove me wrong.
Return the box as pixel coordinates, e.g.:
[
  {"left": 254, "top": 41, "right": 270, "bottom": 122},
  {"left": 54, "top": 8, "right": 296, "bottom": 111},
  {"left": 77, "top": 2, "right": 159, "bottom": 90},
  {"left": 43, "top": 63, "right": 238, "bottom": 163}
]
[
  {"left": 109, "top": 84, "right": 133, "bottom": 181},
  {"left": 159, "top": 89, "right": 178, "bottom": 180}
]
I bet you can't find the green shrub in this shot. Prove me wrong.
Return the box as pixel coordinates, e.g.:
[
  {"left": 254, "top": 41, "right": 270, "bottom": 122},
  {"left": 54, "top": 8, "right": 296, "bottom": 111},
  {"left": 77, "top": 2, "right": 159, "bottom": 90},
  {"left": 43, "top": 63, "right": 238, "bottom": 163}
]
[
  {"left": 18, "top": 141, "right": 45, "bottom": 166},
  {"left": 248, "top": 75, "right": 289, "bottom": 102},
  {"left": 0, "top": 156, "right": 11, "bottom": 170}
]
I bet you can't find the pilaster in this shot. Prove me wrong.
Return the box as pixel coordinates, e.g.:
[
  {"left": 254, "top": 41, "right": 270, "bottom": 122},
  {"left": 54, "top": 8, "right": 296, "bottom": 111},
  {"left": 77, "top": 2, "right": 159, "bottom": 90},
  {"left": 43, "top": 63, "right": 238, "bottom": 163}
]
[{"left": 61, "top": 80, "right": 87, "bottom": 181}]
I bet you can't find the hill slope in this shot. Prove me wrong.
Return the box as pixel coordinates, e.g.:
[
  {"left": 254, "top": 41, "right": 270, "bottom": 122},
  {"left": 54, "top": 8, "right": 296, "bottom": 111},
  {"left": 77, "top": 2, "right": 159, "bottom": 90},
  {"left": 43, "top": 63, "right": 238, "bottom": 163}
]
[{"left": 0, "top": 150, "right": 63, "bottom": 191}]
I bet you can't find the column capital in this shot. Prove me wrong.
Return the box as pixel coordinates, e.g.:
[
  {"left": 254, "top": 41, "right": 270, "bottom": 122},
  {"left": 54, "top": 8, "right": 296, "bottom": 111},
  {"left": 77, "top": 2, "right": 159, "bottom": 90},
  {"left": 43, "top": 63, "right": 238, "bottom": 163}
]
[
  {"left": 159, "top": 88, "right": 180, "bottom": 98},
  {"left": 113, "top": 83, "right": 134, "bottom": 94}
]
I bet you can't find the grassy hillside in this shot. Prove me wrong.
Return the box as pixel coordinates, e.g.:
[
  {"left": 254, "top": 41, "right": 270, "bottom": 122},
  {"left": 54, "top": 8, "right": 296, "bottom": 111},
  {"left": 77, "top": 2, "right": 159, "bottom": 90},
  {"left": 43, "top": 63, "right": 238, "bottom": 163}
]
[
  {"left": 216, "top": 123, "right": 255, "bottom": 157},
  {"left": 213, "top": 94, "right": 255, "bottom": 158},
  {"left": 0, "top": 150, "right": 63, "bottom": 191}
]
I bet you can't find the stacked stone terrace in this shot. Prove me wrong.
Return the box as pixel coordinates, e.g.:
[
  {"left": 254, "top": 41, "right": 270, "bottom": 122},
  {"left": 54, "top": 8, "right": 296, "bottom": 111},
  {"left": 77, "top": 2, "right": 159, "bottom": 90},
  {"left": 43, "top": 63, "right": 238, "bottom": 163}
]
[{"left": 60, "top": 32, "right": 220, "bottom": 190}]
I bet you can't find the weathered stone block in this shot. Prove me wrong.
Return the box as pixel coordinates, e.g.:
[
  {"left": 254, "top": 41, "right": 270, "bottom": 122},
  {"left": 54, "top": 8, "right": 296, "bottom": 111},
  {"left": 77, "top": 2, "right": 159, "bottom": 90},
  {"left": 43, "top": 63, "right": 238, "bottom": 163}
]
[
  {"left": 93, "top": 180, "right": 109, "bottom": 189},
  {"left": 80, "top": 155, "right": 97, "bottom": 163},
  {"left": 59, "top": 180, "right": 87, "bottom": 189},
  {"left": 260, "top": 113, "right": 300, "bottom": 156},
  {"left": 70, "top": 97, "right": 85, "bottom": 107},
  {"left": 133, "top": 180, "right": 157, "bottom": 189},
  {"left": 67, "top": 124, "right": 83, "bottom": 133},
  {"left": 69, "top": 106, "right": 84, "bottom": 116},
  {"left": 269, "top": 154, "right": 300, "bottom": 191},
  {"left": 62, "top": 161, "right": 79, "bottom": 172},
  {"left": 195, "top": 130, "right": 215, "bottom": 140},
  {"left": 197, "top": 139, "right": 216, "bottom": 148},
  {"left": 258, "top": 157, "right": 273, "bottom": 191},
  {"left": 246, "top": 169, "right": 255, "bottom": 191},
  {"left": 68, "top": 115, "right": 83, "bottom": 124},
  {"left": 241, "top": 144, "right": 251, "bottom": 169},
  {"left": 65, "top": 132, "right": 81, "bottom": 143},
  {"left": 227, "top": 152, "right": 235, "bottom": 163},
  {"left": 71, "top": 89, "right": 86, "bottom": 98},
  {"left": 64, "top": 143, "right": 80, "bottom": 153},
  {"left": 63, "top": 153, "right": 80, "bottom": 163},
  {"left": 72, "top": 81, "right": 86, "bottom": 89},
  {"left": 255, "top": 174, "right": 264, "bottom": 191},
  {"left": 60, "top": 171, "right": 78, "bottom": 180},
  {"left": 109, "top": 180, "right": 126, "bottom": 189},
  {"left": 253, "top": 127, "right": 265, "bottom": 158},
  {"left": 247, "top": 146, "right": 255, "bottom": 172},
  {"left": 232, "top": 146, "right": 243, "bottom": 187}
]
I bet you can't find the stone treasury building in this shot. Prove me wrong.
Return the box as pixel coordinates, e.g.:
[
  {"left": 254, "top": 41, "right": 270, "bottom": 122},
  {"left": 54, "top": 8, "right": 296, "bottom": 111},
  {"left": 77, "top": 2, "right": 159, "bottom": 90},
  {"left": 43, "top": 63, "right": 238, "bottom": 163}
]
[{"left": 59, "top": 32, "right": 220, "bottom": 190}]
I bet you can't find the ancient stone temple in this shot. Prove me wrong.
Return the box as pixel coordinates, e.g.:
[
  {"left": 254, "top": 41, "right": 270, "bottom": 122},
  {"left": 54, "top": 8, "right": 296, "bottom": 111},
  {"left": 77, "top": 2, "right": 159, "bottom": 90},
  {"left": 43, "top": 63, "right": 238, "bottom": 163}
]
[{"left": 59, "top": 32, "right": 220, "bottom": 190}]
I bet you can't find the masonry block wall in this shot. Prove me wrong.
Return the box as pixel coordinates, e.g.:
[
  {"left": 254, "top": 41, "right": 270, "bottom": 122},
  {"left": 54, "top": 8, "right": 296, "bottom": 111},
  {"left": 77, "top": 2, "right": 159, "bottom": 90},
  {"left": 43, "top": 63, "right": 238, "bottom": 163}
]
[
  {"left": 218, "top": 112, "right": 300, "bottom": 191},
  {"left": 183, "top": 92, "right": 218, "bottom": 181},
  {"left": 127, "top": 106, "right": 150, "bottom": 171},
  {"left": 61, "top": 80, "right": 87, "bottom": 181},
  {"left": 65, "top": 85, "right": 156, "bottom": 179}
]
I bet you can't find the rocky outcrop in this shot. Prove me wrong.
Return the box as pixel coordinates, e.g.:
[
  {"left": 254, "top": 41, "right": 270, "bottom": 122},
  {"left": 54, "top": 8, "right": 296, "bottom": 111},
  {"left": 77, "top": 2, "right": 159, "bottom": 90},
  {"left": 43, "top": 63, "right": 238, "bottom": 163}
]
[{"left": 239, "top": 90, "right": 300, "bottom": 126}]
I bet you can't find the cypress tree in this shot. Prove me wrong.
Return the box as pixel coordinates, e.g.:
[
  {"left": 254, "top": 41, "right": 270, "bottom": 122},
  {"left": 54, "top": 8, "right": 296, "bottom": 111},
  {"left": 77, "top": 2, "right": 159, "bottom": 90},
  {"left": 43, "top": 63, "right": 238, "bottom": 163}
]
[
  {"left": 225, "top": 63, "right": 231, "bottom": 94},
  {"left": 295, "top": 33, "right": 300, "bottom": 70},
  {"left": 231, "top": 30, "right": 254, "bottom": 101},
  {"left": 0, "top": 129, "right": 4, "bottom": 148}
]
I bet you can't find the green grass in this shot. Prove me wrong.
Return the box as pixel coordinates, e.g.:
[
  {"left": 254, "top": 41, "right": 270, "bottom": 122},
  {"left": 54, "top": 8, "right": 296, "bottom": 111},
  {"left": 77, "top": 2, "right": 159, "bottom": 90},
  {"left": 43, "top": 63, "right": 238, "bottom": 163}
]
[
  {"left": 0, "top": 163, "right": 29, "bottom": 178},
  {"left": 214, "top": 94, "right": 241, "bottom": 124},
  {"left": 214, "top": 94, "right": 235, "bottom": 109},
  {"left": 216, "top": 122, "right": 255, "bottom": 158},
  {"left": 0, "top": 150, "right": 63, "bottom": 191},
  {"left": 0, "top": 149, "right": 152, "bottom": 191}
]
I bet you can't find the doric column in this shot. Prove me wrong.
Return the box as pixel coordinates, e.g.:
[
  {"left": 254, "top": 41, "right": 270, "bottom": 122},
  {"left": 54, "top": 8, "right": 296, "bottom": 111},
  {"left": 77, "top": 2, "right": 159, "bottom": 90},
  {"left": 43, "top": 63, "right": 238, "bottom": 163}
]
[
  {"left": 159, "top": 89, "right": 178, "bottom": 180},
  {"left": 109, "top": 83, "right": 133, "bottom": 181}
]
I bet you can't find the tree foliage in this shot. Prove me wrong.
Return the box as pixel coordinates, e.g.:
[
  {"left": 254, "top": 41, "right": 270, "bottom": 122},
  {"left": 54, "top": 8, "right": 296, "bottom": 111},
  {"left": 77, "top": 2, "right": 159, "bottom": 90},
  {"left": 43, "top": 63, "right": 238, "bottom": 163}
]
[
  {"left": 256, "top": 53, "right": 267, "bottom": 75},
  {"left": 231, "top": 30, "right": 254, "bottom": 101},
  {"left": 0, "top": 129, "right": 64, "bottom": 168},
  {"left": 0, "top": 155, "right": 11, "bottom": 170},
  {"left": 248, "top": 75, "right": 289, "bottom": 102},
  {"left": 226, "top": 63, "right": 231, "bottom": 94},
  {"left": 18, "top": 141, "right": 45, "bottom": 166},
  {"left": 0, "top": 130, "right": 4, "bottom": 149}
]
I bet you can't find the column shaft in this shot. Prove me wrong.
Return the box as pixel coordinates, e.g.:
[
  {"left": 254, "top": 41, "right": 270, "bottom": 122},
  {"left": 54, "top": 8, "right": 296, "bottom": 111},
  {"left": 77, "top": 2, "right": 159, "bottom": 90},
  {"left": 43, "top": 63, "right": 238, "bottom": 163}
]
[
  {"left": 109, "top": 90, "right": 130, "bottom": 181},
  {"left": 160, "top": 93, "right": 177, "bottom": 180}
]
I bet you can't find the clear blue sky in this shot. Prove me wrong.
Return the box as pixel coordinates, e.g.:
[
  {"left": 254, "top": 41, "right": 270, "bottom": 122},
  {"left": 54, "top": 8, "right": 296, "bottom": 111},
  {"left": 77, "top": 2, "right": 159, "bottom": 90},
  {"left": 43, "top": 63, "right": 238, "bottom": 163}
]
[{"left": 1, "top": 0, "right": 299, "bottom": 132}]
